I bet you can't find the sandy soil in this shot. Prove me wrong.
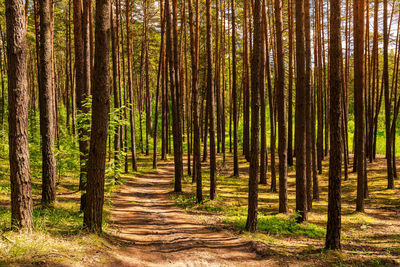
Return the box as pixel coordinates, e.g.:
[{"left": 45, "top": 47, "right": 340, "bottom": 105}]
[{"left": 103, "top": 162, "right": 280, "bottom": 267}]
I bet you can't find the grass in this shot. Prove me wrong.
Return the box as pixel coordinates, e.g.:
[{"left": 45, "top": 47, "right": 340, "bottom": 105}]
[
  {"left": 168, "top": 150, "right": 400, "bottom": 266},
  {"left": 224, "top": 214, "right": 325, "bottom": 238}
]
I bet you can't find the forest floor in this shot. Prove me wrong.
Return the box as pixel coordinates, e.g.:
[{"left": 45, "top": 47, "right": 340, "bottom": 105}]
[
  {"left": 1, "top": 153, "right": 400, "bottom": 266},
  {"left": 105, "top": 154, "right": 400, "bottom": 267}
]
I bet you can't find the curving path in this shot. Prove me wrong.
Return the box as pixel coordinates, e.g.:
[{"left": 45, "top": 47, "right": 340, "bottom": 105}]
[{"left": 104, "top": 161, "right": 279, "bottom": 267}]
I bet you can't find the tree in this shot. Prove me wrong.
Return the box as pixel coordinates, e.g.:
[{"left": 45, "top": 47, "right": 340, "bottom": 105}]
[
  {"left": 126, "top": 0, "right": 137, "bottom": 172},
  {"left": 39, "top": 0, "right": 57, "bottom": 204},
  {"left": 153, "top": 0, "right": 165, "bottom": 169},
  {"left": 73, "top": 0, "right": 90, "bottom": 206},
  {"left": 287, "top": 0, "right": 294, "bottom": 167},
  {"left": 326, "top": 0, "right": 342, "bottom": 250},
  {"left": 6, "top": 0, "right": 33, "bottom": 230},
  {"left": 354, "top": 0, "right": 366, "bottom": 212},
  {"left": 274, "top": 0, "right": 288, "bottom": 213},
  {"left": 246, "top": 0, "right": 263, "bottom": 232},
  {"left": 166, "top": 0, "right": 184, "bottom": 192},
  {"left": 206, "top": 0, "right": 216, "bottom": 200},
  {"left": 232, "top": 0, "right": 239, "bottom": 177},
  {"left": 384, "top": 0, "right": 394, "bottom": 189},
  {"left": 242, "top": 0, "right": 250, "bottom": 162},
  {"left": 295, "top": 0, "right": 308, "bottom": 223},
  {"left": 188, "top": 0, "right": 202, "bottom": 203},
  {"left": 83, "top": 0, "right": 111, "bottom": 232}
]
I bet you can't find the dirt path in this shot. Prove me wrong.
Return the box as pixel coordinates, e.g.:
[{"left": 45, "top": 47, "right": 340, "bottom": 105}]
[{"left": 104, "top": 161, "right": 278, "bottom": 267}]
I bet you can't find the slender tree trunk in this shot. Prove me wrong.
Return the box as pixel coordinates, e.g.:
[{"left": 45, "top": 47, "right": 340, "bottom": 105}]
[
  {"left": 305, "top": 0, "right": 312, "bottom": 211},
  {"left": 111, "top": 5, "right": 120, "bottom": 177},
  {"left": 166, "top": 0, "right": 183, "bottom": 192},
  {"left": 354, "top": 0, "right": 366, "bottom": 212},
  {"left": 384, "top": 0, "right": 394, "bottom": 189},
  {"left": 232, "top": 0, "right": 239, "bottom": 176},
  {"left": 39, "top": 0, "right": 57, "bottom": 204},
  {"left": 246, "top": 0, "right": 263, "bottom": 232},
  {"left": 153, "top": 0, "right": 166, "bottom": 169},
  {"left": 242, "top": 0, "right": 250, "bottom": 162},
  {"left": 275, "top": 0, "right": 288, "bottom": 213},
  {"left": 205, "top": 0, "right": 216, "bottom": 200},
  {"left": 287, "top": 0, "right": 294, "bottom": 167},
  {"left": 126, "top": 0, "right": 137, "bottom": 171}
]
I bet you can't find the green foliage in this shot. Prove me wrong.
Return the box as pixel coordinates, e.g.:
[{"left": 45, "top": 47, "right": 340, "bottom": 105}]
[{"left": 223, "top": 215, "right": 325, "bottom": 238}]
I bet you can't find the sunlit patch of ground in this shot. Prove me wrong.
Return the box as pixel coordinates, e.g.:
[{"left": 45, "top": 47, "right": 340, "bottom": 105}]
[{"left": 171, "top": 152, "right": 400, "bottom": 266}]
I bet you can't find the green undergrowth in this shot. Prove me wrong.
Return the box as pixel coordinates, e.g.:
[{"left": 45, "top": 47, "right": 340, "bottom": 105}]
[
  {"left": 224, "top": 215, "right": 325, "bottom": 238},
  {"left": 171, "top": 191, "right": 324, "bottom": 239}
]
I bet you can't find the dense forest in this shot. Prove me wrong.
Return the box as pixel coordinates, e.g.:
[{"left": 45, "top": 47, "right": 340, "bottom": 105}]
[{"left": 1, "top": 0, "right": 400, "bottom": 265}]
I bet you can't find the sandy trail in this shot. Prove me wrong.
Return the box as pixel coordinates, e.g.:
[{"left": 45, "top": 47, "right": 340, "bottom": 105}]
[{"left": 105, "top": 161, "right": 278, "bottom": 267}]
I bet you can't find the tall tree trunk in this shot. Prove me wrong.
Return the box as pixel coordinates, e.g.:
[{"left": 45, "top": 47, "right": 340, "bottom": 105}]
[
  {"left": 39, "top": 0, "right": 57, "bottom": 204},
  {"left": 6, "top": 0, "right": 33, "bottom": 230},
  {"left": 84, "top": 0, "right": 111, "bottom": 233},
  {"left": 295, "top": 0, "right": 308, "bottom": 223},
  {"left": 384, "top": 0, "right": 394, "bottom": 189},
  {"left": 246, "top": 0, "right": 263, "bottom": 233},
  {"left": 126, "top": 0, "right": 137, "bottom": 171},
  {"left": 205, "top": 0, "right": 216, "bottom": 200},
  {"left": 166, "top": 0, "right": 183, "bottom": 192},
  {"left": 232, "top": 0, "right": 239, "bottom": 176},
  {"left": 111, "top": 5, "right": 120, "bottom": 177},
  {"left": 73, "top": 0, "right": 89, "bottom": 205},
  {"left": 287, "top": 0, "right": 294, "bottom": 167},
  {"left": 305, "top": 0, "right": 312, "bottom": 211},
  {"left": 153, "top": 0, "right": 166, "bottom": 169},
  {"left": 242, "top": 0, "right": 250, "bottom": 162},
  {"left": 354, "top": 0, "right": 366, "bottom": 212},
  {"left": 326, "top": 0, "right": 342, "bottom": 250},
  {"left": 275, "top": 0, "right": 288, "bottom": 213},
  {"left": 259, "top": 0, "right": 267, "bottom": 186}
]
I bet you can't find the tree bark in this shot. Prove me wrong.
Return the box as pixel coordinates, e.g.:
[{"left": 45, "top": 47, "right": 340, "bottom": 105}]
[
  {"left": 232, "top": 0, "right": 239, "bottom": 176},
  {"left": 275, "top": 0, "right": 288, "bottom": 213},
  {"left": 246, "top": 0, "right": 263, "bottom": 232},
  {"left": 83, "top": 0, "right": 111, "bottom": 233},
  {"left": 39, "top": 0, "right": 57, "bottom": 204},
  {"left": 295, "top": 0, "right": 308, "bottom": 223},
  {"left": 326, "top": 0, "right": 342, "bottom": 250},
  {"left": 6, "top": 0, "right": 33, "bottom": 230},
  {"left": 354, "top": 0, "right": 366, "bottom": 212}
]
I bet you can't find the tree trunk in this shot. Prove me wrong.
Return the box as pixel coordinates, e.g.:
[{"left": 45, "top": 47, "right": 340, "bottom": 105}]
[
  {"left": 232, "top": 0, "right": 239, "bottom": 176},
  {"left": 354, "top": 0, "right": 366, "bottom": 212},
  {"left": 247, "top": 0, "right": 263, "bottom": 233},
  {"left": 39, "top": 0, "right": 57, "bottom": 204},
  {"left": 6, "top": 0, "right": 33, "bottom": 230},
  {"left": 287, "top": 0, "right": 294, "bottom": 167},
  {"left": 275, "top": 0, "right": 288, "bottom": 213},
  {"left": 126, "top": 0, "right": 137, "bottom": 171},
  {"left": 295, "top": 0, "right": 308, "bottom": 223},
  {"left": 84, "top": 0, "right": 110, "bottom": 233},
  {"left": 384, "top": 0, "right": 394, "bottom": 189},
  {"left": 326, "top": 0, "right": 342, "bottom": 250}
]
